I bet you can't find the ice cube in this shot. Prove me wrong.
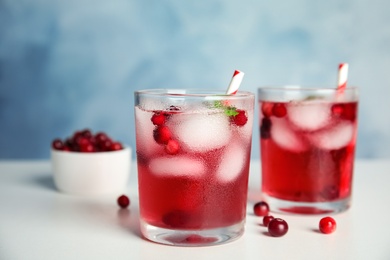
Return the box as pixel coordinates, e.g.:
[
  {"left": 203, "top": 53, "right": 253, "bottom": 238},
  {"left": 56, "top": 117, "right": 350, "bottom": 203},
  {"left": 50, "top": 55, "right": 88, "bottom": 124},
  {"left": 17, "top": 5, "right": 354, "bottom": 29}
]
[
  {"left": 310, "top": 121, "right": 354, "bottom": 150},
  {"left": 271, "top": 118, "right": 309, "bottom": 152},
  {"left": 216, "top": 142, "right": 247, "bottom": 182},
  {"left": 149, "top": 156, "right": 206, "bottom": 178},
  {"left": 134, "top": 107, "right": 161, "bottom": 156},
  {"left": 287, "top": 101, "right": 331, "bottom": 131},
  {"left": 172, "top": 113, "right": 232, "bottom": 152}
]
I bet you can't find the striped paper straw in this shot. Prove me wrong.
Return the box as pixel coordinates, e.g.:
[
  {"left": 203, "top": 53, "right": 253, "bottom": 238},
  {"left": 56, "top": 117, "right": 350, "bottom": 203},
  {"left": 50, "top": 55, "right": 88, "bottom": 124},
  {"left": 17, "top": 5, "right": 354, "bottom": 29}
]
[
  {"left": 337, "top": 63, "right": 349, "bottom": 92},
  {"left": 226, "top": 70, "right": 245, "bottom": 94}
]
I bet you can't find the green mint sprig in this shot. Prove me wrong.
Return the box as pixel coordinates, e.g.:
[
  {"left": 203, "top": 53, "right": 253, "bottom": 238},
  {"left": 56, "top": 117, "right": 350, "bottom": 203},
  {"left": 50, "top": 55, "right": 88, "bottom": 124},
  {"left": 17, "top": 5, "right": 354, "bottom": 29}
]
[{"left": 213, "top": 101, "right": 239, "bottom": 116}]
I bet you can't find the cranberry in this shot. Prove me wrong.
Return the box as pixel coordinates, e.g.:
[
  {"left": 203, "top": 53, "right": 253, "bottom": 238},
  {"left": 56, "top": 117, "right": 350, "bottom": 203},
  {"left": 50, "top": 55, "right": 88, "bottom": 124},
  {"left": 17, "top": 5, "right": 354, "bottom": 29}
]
[
  {"left": 261, "top": 102, "right": 274, "bottom": 117},
  {"left": 272, "top": 103, "right": 287, "bottom": 117},
  {"left": 331, "top": 103, "right": 356, "bottom": 121},
  {"left": 111, "top": 142, "right": 123, "bottom": 151},
  {"left": 99, "top": 139, "right": 113, "bottom": 151},
  {"left": 253, "top": 201, "right": 269, "bottom": 216},
  {"left": 81, "top": 129, "right": 92, "bottom": 138},
  {"left": 95, "top": 132, "right": 109, "bottom": 143},
  {"left": 260, "top": 118, "right": 272, "bottom": 139},
  {"left": 268, "top": 218, "right": 288, "bottom": 237},
  {"left": 153, "top": 126, "right": 172, "bottom": 144},
  {"left": 165, "top": 139, "right": 180, "bottom": 155},
  {"left": 78, "top": 137, "right": 89, "bottom": 146},
  {"left": 80, "top": 142, "right": 95, "bottom": 152},
  {"left": 263, "top": 215, "right": 274, "bottom": 227},
  {"left": 168, "top": 105, "right": 181, "bottom": 111},
  {"left": 52, "top": 139, "right": 64, "bottom": 150},
  {"left": 162, "top": 210, "right": 200, "bottom": 229},
  {"left": 230, "top": 109, "right": 248, "bottom": 126},
  {"left": 117, "top": 195, "right": 130, "bottom": 208},
  {"left": 151, "top": 112, "right": 166, "bottom": 126},
  {"left": 319, "top": 216, "right": 337, "bottom": 234}
]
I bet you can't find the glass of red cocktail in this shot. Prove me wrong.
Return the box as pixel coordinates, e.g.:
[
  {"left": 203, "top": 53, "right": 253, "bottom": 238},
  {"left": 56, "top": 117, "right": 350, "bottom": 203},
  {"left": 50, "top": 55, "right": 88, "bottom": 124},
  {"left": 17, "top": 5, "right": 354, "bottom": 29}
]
[
  {"left": 134, "top": 89, "right": 254, "bottom": 246},
  {"left": 258, "top": 86, "right": 358, "bottom": 214}
]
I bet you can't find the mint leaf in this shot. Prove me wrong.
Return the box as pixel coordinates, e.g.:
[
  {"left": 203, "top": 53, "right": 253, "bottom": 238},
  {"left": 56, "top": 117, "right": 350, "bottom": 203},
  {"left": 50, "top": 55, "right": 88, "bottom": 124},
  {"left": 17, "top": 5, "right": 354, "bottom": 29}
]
[
  {"left": 224, "top": 106, "right": 239, "bottom": 116},
  {"left": 213, "top": 101, "right": 238, "bottom": 116}
]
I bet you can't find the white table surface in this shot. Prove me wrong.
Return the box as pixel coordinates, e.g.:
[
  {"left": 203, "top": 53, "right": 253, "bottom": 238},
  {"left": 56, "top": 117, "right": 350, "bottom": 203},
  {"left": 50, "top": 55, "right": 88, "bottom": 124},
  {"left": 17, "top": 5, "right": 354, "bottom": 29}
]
[{"left": 1, "top": 159, "right": 389, "bottom": 260}]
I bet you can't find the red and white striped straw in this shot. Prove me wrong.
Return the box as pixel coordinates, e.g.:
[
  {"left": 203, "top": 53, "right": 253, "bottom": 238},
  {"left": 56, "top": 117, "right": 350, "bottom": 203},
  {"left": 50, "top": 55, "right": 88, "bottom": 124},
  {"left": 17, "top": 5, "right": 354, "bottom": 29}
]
[
  {"left": 226, "top": 70, "right": 245, "bottom": 94},
  {"left": 337, "top": 63, "right": 349, "bottom": 92}
]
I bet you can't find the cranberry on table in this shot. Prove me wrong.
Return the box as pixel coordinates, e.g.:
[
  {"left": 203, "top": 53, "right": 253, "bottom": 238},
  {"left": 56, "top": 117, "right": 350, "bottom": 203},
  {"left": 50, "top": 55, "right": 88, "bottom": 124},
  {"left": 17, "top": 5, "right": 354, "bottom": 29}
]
[
  {"left": 253, "top": 201, "right": 269, "bottom": 216},
  {"left": 319, "top": 216, "right": 337, "bottom": 234},
  {"left": 263, "top": 215, "right": 274, "bottom": 227},
  {"left": 117, "top": 195, "right": 130, "bottom": 208},
  {"left": 268, "top": 218, "right": 289, "bottom": 237}
]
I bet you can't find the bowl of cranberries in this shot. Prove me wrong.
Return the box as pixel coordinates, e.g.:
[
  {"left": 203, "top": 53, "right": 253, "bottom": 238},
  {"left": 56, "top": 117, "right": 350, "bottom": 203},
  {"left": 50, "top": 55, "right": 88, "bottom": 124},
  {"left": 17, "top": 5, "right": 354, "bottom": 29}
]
[{"left": 51, "top": 129, "right": 131, "bottom": 195}]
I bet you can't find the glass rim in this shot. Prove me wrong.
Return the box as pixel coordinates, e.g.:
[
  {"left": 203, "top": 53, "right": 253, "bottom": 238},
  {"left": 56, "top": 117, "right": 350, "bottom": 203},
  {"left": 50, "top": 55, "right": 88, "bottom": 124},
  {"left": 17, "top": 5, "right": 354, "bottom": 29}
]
[
  {"left": 135, "top": 88, "right": 254, "bottom": 98},
  {"left": 257, "top": 85, "right": 359, "bottom": 92}
]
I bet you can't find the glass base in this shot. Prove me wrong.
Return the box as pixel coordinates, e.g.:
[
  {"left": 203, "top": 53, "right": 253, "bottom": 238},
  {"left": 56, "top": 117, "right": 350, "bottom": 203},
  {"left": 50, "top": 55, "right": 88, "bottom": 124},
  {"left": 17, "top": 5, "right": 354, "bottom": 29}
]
[
  {"left": 264, "top": 194, "right": 351, "bottom": 214},
  {"left": 140, "top": 219, "right": 245, "bottom": 247}
]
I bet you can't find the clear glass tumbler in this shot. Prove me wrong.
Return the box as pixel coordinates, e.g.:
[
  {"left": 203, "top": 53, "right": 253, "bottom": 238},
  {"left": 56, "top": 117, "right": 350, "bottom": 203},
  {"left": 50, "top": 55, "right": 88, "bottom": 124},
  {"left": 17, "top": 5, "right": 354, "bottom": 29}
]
[
  {"left": 258, "top": 86, "right": 358, "bottom": 214},
  {"left": 134, "top": 89, "right": 254, "bottom": 246}
]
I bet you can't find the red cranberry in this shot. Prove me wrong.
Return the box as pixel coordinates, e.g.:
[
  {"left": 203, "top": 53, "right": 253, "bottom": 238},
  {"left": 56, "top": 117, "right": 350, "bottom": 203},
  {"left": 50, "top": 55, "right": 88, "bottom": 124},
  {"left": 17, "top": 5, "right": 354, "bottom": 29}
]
[
  {"left": 165, "top": 139, "right": 180, "bottom": 155},
  {"left": 151, "top": 112, "right": 166, "bottom": 126},
  {"left": 331, "top": 103, "right": 356, "bottom": 121},
  {"left": 260, "top": 117, "right": 272, "bottom": 139},
  {"left": 230, "top": 109, "right": 248, "bottom": 126},
  {"left": 81, "top": 129, "right": 92, "bottom": 138},
  {"left": 319, "top": 216, "right": 337, "bottom": 234},
  {"left": 111, "top": 142, "right": 123, "bottom": 151},
  {"left": 272, "top": 103, "right": 287, "bottom": 117},
  {"left": 168, "top": 105, "right": 181, "bottom": 111},
  {"left": 95, "top": 132, "right": 109, "bottom": 143},
  {"left": 117, "top": 195, "right": 130, "bottom": 208},
  {"left": 99, "top": 140, "right": 113, "bottom": 151},
  {"left": 153, "top": 126, "right": 172, "bottom": 144},
  {"left": 162, "top": 210, "right": 200, "bottom": 229},
  {"left": 263, "top": 215, "right": 274, "bottom": 227},
  {"left": 268, "top": 218, "right": 288, "bottom": 237},
  {"left": 52, "top": 139, "right": 64, "bottom": 150},
  {"left": 253, "top": 201, "right": 269, "bottom": 216},
  {"left": 80, "top": 142, "right": 95, "bottom": 152},
  {"left": 261, "top": 102, "right": 274, "bottom": 117}
]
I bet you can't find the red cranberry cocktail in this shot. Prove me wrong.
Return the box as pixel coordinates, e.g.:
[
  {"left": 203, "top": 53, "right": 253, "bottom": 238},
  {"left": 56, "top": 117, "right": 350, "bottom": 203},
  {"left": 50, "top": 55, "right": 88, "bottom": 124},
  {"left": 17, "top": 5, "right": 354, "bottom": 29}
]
[
  {"left": 134, "top": 89, "right": 254, "bottom": 246},
  {"left": 258, "top": 86, "right": 358, "bottom": 214}
]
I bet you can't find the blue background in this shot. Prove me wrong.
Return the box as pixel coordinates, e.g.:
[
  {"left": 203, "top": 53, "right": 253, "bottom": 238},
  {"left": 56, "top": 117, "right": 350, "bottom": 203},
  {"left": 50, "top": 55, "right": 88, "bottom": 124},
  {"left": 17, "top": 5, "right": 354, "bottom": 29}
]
[{"left": 1, "top": 0, "right": 389, "bottom": 159}]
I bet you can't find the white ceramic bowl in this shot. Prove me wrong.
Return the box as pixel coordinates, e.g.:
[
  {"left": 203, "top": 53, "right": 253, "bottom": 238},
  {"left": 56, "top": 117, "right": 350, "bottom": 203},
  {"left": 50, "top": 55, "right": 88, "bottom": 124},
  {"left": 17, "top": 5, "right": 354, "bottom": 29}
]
[{"left": 51, "top": 146, "right": 131, "bottom": 195}]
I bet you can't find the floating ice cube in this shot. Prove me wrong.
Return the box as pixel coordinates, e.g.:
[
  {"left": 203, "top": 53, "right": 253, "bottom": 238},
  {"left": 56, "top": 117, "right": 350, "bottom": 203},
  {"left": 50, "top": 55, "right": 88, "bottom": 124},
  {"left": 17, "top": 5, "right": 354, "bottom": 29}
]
[
  {"left": 271, "top": 118, "right": 309, "bottom": 152},
  {"left": 149, "top": 156, "right": 206, "bottom": 178},
  {"left": 287, "top": 101, "right": 331, "bottom": 131},
  {"left": 172, "top": 113, "right": 231, "bottom": 152},
  {"left": 216, "top": 142, "right": 247, "bottom": 182},
  {"left": 310, "top": 121, "right": 354, "bottom": 150},
  {"left": 134, "top": 107, "right": 161, "bottom": 156}
]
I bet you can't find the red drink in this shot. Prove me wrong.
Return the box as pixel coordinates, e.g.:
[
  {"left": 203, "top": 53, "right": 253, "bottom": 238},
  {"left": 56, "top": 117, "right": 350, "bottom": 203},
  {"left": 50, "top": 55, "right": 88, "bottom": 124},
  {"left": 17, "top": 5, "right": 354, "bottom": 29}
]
[
  {"left": 258, "top": 87, "right": 358, "bottom": 214},
  {"left": 134, "top": 89, "right": 254, "bottom": 246}
]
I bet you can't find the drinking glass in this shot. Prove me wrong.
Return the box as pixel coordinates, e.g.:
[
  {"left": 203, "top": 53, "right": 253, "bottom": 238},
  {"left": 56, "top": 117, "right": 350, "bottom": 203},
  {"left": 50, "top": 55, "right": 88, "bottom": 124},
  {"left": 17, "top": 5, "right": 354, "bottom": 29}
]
[
  {"left": 258, "top": 86, "right": 358, "bottom": 214},
  {"left": 134, "top": 89, "right": 254, "bottom": 246}
]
